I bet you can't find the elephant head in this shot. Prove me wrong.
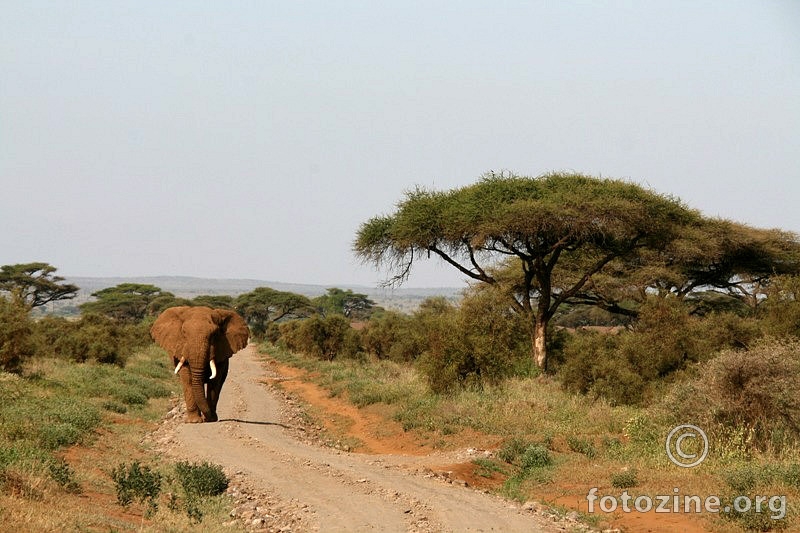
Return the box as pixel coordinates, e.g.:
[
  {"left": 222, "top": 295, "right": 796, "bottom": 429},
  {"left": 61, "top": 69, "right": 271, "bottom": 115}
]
[{"left": 151, "top": 306, "right": 249, "bottom": 423}]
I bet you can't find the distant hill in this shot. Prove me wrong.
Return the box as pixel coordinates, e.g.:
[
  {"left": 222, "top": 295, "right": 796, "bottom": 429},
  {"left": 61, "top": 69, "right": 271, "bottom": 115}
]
[{"left": 55, "top": 276, "right": 463, "bottom": 315}]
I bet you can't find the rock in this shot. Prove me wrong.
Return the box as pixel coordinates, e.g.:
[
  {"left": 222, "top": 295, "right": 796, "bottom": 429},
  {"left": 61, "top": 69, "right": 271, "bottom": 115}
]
[
  {"left": 566, "top": 510, "right": 580, "bottom": 521},
  {"left": 454, "top": 479, "right": 468, "bottom": 487},
  {"left": 522, "top": 501, "right": 538, "bottom": 512},
  {"left": 251, "top": 517, "right": 265, "bottom": 526}
]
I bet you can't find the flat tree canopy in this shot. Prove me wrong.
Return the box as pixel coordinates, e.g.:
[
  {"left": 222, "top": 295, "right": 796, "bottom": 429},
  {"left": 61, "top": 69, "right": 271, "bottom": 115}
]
[
  {"left": 584, "top": 219, "right": 800, "bottom": 312},
  {"left": 235, "top": 287, "right": 315, "bottom": 337},
  {"left": 313, "top": 288, "right": 376, "bottom": 320},
  {"left": 80, "top": 283, "right": 175, "bottom": 322},
  {"left": 0, "top": 262, "right": 78, "bottom": 310},
  {"left": 355, "top": 172, "right": 705, "bottom": 370}
]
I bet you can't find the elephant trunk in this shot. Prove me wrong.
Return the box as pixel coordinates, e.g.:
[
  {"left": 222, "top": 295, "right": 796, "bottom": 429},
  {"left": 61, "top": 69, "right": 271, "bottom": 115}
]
[{"left": 190, "top": 365, "right": 213, "bottom": 421}]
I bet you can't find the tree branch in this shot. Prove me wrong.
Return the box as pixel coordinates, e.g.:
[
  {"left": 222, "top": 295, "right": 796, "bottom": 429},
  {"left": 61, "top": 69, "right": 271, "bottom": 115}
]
[
  {"left": 552, "top": 250, "right": 620, "bottom": 311},
  {"left": 428, "top": 245, "right": 494, "bottom": 283}
]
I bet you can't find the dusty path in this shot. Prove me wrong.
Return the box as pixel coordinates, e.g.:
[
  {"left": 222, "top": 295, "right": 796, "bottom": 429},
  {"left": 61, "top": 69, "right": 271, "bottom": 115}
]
[{"left": 159, "top": 345, "right": 573, "bottom": 533}]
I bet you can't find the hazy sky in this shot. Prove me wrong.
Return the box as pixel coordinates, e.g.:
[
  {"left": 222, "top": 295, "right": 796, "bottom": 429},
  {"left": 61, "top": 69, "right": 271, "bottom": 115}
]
[{"left": 2, "top": 1, "right": 798, "bottom": 288}]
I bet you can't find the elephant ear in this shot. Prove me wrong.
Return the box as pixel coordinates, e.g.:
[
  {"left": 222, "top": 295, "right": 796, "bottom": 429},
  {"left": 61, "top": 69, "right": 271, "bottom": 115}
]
[
  {"left": 213, "top": 309, "right": 249, "bottom": 357},
  {"left": 151, "top": 306, "right": 191, "bottom": 358}
]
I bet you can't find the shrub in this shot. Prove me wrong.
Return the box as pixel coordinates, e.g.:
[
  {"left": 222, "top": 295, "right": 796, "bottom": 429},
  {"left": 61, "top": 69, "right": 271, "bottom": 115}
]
[
  {"left": 611, "top": 469, "right": 638, "bottom": 488},
  {"left": 361, "top": 311, "right": 426, "bottom": 362},
  {"left": 418, "top": 288, "right": 534, "bottom": 393},
  {"left": 660, "top": 339, "right": 800, "bottom": 452},
  {"left": 102, "top": 400, "right": 128, "bottom": 414},
  {"left": 0, "top": 297, "right": 33, "bottom": 372},
  {"left": 49, "top": 458, "right": 81, "bottom": 493},
  {"left": 557, "top": 331, "right": 646, "bottom": 405},
  {"left": 763, "top": 275, "right": 800, "bottom": 339},
  {"left": 32, "top": 313, "right": 151, "bottom": 366},
  {"left": 174, "top": 461, "right": 228, "bottom": 497},
  {"left": 497, "top": 437, "right": 532, "bottom": 464},
  {"left": 39, "top": 423, "right": 82, "bottom": 450},
  {"left": 567, "top": 436, "right": 597, "bottom": 458},
  {"left": 279, "top": 315, "right": 361, "bottom": 360},
  {"left": 557, "top": 297, "right": 767, "bottom": 406},
  {"left": 520, "top": 445, "right": 552, "bottom": 470},
  {"left": 111, "top": 461, "right": 162, "bottom": 514}
]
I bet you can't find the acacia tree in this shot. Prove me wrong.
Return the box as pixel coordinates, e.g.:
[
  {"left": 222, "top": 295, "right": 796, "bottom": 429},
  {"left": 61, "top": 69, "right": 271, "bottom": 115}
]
[
  {"left": 235, "top": 287, "right": 315, "bottom": 337},
  {"left": 312, "top": 288, "right": 376, "bottom": 320},
  {"left": 80, "top": 283, "right": 175, "bottom": 322},
  {"left": 0, "top": 262, "right": 78, "bottom": 310},
  {"left": 354, "top": 172, "right": 700, "bottom": 370},
  {"left": 581, "top": 219, "right": 800, "bottom": 313}
]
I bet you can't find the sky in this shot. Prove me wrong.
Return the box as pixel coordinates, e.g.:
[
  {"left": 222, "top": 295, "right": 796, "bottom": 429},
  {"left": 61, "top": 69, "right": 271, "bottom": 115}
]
[{"left": 1, "top": 1, "right": 798, "bottom": 288}]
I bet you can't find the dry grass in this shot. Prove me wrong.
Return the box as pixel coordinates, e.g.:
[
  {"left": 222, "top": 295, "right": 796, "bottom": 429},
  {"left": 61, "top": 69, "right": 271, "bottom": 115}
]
[
  {"left": 0, "top": 347, "right": 244, "bottom": 532},
  {"left": 266, "top": 340, "right": 800, "bottom": 532}
]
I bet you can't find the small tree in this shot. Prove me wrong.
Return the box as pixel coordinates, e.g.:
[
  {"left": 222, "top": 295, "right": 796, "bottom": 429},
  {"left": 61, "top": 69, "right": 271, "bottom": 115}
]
[
  {"left": 0, "top": 262, "right": 78, "bottom": 310},
  {"left": 235, "top": 287, "right": 314, "bottom": 338},
  {"left": 355, "top": 172, "right": 700, "bottom": 370},
  {"left": 80, "top": 283, "right": 174, "bottom": 322},
  {"left": 313, "top": 288, "right": 376, "bottom": 320}
]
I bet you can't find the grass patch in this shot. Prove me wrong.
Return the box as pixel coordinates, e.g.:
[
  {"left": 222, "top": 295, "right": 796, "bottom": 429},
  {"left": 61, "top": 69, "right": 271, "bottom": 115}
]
[
  {"left": 0, "top": 345, "right": 245, "bottom": 532},
  {"left": 473, "top": 458, "right": 509, "bottom": 478},
  {"left": 566, "top": 435, "right": 597, "bottom": 459}
]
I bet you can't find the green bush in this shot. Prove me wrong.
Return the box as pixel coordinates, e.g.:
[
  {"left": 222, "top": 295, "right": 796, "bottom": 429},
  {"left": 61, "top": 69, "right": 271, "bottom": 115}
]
[
  {"left": 102, "top": 400, "right": 128, "bottom": 414},
  {"left": 32, "top": 313, "right": 152, "bottom": 366},
  {"left": 557, "top": 330, "right": 646, "bottom": 405},
  {"left": 566, "top": 435, "right": 597, "bottom": 458},
  {"left": 497, "top": 437, "right": 532, "bottom": 464},
  {"left": 520, "top": 445, "right": 552, "bottom": 470},
  {"left": 0, "top": 297, "right": 33, "bottom": 372},
  {"left": 763, "top": 275, "right": 800, "bottom": 339},
  {"left": 111, "top": 460, "right": 162, "bottom": 514},
  {"left": 418, "top": 288, "right": 534, "bottom": 393},
  {"left": 659, "top": 339, "right": 800, "bottom": 452},
  {"left": 279, "top": 315, "right": 361, "bottom": 360},
  {"left": 174, "top": 461, "right": 228, "bottom": 497},
  {"left": 49, "top": 458, "right": 80, "bottom": 493},
  {"left": 37, "top": 399, "right": 101, "bottom": 449},
  {"left": 360, "top": 311, "right": 426, "bottom": 362},
  {"left": 557, "top": 297, "right": 769, "bottom": 406},
  {"left": 39, "top": 423, "right": 82, "bottom": 450},
  {"left": 610, "top": 469, "right": 638, "bottom": 488}
]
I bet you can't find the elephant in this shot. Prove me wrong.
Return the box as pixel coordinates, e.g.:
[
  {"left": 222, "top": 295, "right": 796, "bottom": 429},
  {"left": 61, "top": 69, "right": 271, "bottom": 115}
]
[{"left": 151, "top": 306, "right": 249, "bottom": 423}]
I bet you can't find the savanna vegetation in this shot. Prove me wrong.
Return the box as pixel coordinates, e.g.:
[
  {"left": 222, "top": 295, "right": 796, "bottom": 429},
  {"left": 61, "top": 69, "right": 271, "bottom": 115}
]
[
  {"left": 0, "top": 263, "right": 241, "bottom": 531},
  {"left": 3, "top": 172, "right": 800, "bottom": 532},
  {"left": 261, "top": 172, "right": 800, "bottom": 532}
]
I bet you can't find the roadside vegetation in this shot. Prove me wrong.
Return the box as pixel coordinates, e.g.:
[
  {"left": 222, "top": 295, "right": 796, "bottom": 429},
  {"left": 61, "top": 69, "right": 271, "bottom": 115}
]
[
  {"left": 261, "top": 173, "right": 800, "bottom": 532},
  {"left": 3, "top": 173, "right": 800, "bottom": 532},
  {"left": 0, "top": 264, "right": 240, "bottom": 531}
]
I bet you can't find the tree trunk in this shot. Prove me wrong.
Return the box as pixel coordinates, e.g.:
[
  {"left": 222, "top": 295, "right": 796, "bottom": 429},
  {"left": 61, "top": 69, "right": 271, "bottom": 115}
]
[{"left": 532, "top": 316, "right": 548, "bottom": 371}]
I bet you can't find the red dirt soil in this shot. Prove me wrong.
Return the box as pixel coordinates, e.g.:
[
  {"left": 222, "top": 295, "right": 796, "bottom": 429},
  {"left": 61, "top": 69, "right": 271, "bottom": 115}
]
[{"left": 267, "top": 357, "right": 714, "bottom": 533}]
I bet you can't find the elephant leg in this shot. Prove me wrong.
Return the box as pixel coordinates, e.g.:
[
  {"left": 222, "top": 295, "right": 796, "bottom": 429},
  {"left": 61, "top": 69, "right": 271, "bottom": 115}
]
[
  {"left": 177, "top": 364, "right": 203, "bottom": 423},
  {"left": 206, "top": 359, "right": 229, "bottom": 421}
]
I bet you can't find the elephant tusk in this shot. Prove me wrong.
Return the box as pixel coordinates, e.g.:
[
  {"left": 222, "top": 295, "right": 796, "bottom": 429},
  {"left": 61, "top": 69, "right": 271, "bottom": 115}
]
[
  {"left": 174, "top": 357, "right": 186, "bottom": 374},
  {"left": 209, "top": 359, "right": 217, "bottom": 380}
]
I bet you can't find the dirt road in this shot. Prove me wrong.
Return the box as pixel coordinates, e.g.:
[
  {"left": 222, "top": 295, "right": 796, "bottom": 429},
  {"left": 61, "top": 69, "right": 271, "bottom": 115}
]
[{"left": 157, "top": 345, "right": 575, "bottom": 533}]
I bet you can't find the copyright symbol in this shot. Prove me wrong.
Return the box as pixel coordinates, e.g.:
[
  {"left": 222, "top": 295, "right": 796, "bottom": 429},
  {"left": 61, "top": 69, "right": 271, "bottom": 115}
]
[{"left": 666, "top": 424, "right": 709, "bottom": 468}]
